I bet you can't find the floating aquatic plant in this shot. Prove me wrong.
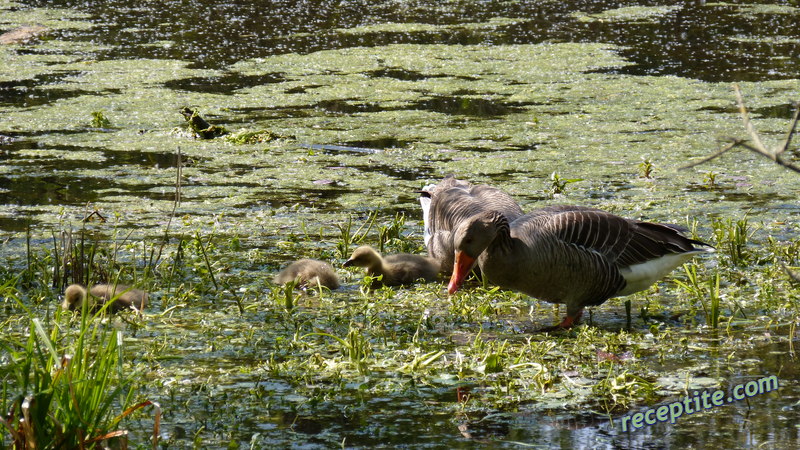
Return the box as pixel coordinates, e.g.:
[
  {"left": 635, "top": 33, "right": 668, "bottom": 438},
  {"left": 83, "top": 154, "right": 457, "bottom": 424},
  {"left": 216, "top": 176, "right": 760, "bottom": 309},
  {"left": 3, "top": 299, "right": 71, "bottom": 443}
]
[
  {"left": 90, "top": 110, "right": 111, "bottom": 128},
  {"left": 638, "top": 157, "right": 654, "bottom": 179},
  {"left": 547, "top": 171, "right": 583, "bottom": 197},
  {"left": 225, "top": 129, "right": 295, "bottom": 144},
  {"left": 180, "top": 107, "right": 228, "bottom": 139}
]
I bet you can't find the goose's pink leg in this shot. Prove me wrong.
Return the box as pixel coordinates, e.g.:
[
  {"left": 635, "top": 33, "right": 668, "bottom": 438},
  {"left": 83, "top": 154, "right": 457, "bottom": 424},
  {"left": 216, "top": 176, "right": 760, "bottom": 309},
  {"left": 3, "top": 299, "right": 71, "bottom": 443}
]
[{"left": 540, "top": 309, "right": 583, "bottom": 332}]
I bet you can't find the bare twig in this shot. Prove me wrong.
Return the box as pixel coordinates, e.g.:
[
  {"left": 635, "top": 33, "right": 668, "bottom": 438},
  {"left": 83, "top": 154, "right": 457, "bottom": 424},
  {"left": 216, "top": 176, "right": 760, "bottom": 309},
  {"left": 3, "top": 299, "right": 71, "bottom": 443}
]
[
  {"left": 734, "top": 140, "right": 800, "bottom": 174},
  {"left": 175, "top": 146, "right": 182, "bottom": 205},
  {"left": 150, "top": 147, "right": 182, "bottom": 270},
  {"left": 779, "top": 101, "right": 800, "bottom": 155},
  {"left": 81, "top": 210, "right": 106, "bottom": 223},
  {"left": 683, "top": 84, "right": 800, "bottom": 173},
  {"left": 681, "top": 140, "right": 740, "bottom": 170},
  {"left": 733, "top": 84, "right": 769, "bottom": 154}
]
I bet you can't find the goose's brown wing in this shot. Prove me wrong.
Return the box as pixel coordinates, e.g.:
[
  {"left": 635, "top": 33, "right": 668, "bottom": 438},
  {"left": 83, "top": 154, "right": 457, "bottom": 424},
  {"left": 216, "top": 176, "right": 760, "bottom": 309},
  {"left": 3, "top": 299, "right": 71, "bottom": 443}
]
[
  {"left": 616, "top": 221, "right": 708, "bottom": 267},
  {"left": 537, "top": 210, "right": 708, "bottom": 267},
  {"left": 507, "top": 212, "right": 627, "bottom": 307}
]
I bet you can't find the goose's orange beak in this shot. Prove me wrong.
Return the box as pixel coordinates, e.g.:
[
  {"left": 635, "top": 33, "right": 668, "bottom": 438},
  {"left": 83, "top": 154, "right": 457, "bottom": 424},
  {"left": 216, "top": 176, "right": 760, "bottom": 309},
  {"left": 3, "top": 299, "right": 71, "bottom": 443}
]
[{"left": 448, "top": 251, "right": 476, "bottom": 294}]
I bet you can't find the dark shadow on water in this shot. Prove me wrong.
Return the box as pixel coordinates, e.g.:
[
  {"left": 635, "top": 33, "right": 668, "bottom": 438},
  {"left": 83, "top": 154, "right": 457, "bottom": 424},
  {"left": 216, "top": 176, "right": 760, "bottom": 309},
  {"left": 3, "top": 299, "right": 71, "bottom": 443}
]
[
  {"left": 0, "top": 216, "right": 38, "bottom": 232},
  {"left": 342, "top": 138, "right": 410, "bottom": 150},
  {"left": 0, "top": 173, "right": 180, "bottom": 208},
  {"left": 752, "top": 103, "right": 799, "bottom": 120},
  {"left": 1, "top": 140, "right": 183, "bottom": 170},
  {"left": 346, "top": 162, "right": 434, "bottom": 182},
  {"left": 412, "top": 96, "right": 532, "bottom": 116},
  {"left": 682, "top": 184, "right": 797, "bottom": 208},
  {"left": 366, "top": 67, "right": 451, "bottom": 81},
  {"left": 455, "top": 143, "right": 540, "bottom": 153},
  {"left": 0, "top": 174, "right": 100, "bottom": 206},
  {"left": 23, "top": 0, "right": 799, "bottom": 82},
  {"left": 311, "top": 96, "right": 532, "bottom": 117},
  {"left": 315, "top": 99, "right": 385, "bottom": 115},
  {"left": 226, "top": 94, "right": 534, "bottom": 123},
  {"left": 698, "top": 103, "right": 797, "bottom": 119},
  {"left": 164, "top": 72, "right": 285, "bottom": 95},
  {"left": 0, "top": 71, "right": 120, "bottom": 108},
  {"left": 0, "top": 139, "right": 187, "bottom": 210},
  {"left": 268, "top": 186, "right": 361, "bottom": 209},
  {"left": 224, "top": 106, "right": 316, "bottom": 124}
]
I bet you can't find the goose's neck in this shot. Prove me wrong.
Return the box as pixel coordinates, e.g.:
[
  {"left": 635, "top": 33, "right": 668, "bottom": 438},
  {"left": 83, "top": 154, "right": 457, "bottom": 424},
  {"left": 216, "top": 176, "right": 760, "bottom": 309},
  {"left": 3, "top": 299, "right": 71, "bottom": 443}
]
[
  {"left": 492, "top": 216, "right": 514, "bottom": 253},
  {"left": 479, "top": 216, "right": 515, "bottom": 269},
  {"left": 479, "top": 220, "right": 521, "bottom": 286}
]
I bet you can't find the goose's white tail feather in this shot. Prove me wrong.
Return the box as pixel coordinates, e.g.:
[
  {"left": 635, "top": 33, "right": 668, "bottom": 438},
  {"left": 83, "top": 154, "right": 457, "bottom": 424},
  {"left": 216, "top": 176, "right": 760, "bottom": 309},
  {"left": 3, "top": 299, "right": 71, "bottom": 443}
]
[
  {"left": 420, "top": 183, "right": 436, "bottom": 247},
  {"left": 618, "top": 249, "right": 711, "bottom": 296}
]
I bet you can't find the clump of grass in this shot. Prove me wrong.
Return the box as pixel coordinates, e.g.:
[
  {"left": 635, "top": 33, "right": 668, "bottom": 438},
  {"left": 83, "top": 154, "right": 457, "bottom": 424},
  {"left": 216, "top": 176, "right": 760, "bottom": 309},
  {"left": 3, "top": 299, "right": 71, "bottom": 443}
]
[
  {"left": 335, "top": 213, "right": 376, "bottom": 259},
  {"left": 711, "top": 215, "right": 753, "bottom": 267},
  {"left": 767, "top": 236, "right": 800, "bottom": 266},
  {"left": 593, "top": 370, "right": 657, "bottom": 412},
  {"left": 703, "top": 170, "right": 718, "bottom": 187},
  {"left": 378, "top": 212, "right": 405, "bottom": 254},
  {"left": 703, "top": 272, "right": 722, "bottom": 328},
  {"left": 0, "top": 312, "right": 157, "bottom": 448},
  {"left": 190, "top": 232, "right": 219, "bottom": 291},
  {"left": 399, "top": 349, "right": 445, "bottom": 374},
  {"left": 477, "top": 339, "right": 509, "bottom": 374},
  {"left": 378, "top": 212, "right": 422, "bottom": 254},
  {"left": 673, "top": 263, "right": 731, "bottom": 328},
  {"left": 272, "top": 280, "right": 301, "bottom": 314},
  {"left": 674, "top": 262, "right": 710, "bottom": 325},
  {"left": 302, "top": 326, "right": 372, "bottom": 375}
]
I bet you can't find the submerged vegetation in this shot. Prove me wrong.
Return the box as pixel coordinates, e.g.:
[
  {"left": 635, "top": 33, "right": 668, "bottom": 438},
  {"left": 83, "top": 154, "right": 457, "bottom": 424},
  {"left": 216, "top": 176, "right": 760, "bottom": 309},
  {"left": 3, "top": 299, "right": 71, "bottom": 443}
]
[
  {"left": 2, "top": 0, "right": 800, "bottom": 447},
  {"left": 1, "top": 205, "right": 798, "bottom": 446}
]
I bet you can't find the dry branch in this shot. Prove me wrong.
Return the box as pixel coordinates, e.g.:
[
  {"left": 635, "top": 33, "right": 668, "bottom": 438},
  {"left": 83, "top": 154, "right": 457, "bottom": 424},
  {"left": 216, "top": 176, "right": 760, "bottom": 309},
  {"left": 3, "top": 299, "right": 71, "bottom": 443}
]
[{"left": 682, "top": 84, "right": 800, "bottom": 173}]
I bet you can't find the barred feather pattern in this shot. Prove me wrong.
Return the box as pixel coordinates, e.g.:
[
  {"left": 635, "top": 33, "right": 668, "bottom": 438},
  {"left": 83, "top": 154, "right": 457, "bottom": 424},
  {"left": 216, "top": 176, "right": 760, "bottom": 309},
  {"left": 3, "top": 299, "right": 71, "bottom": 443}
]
[
  {"left": 421, "top": 177, "right": 524, "bottom": 274},
  {"left": 455, "top": 208, "right": 713, "bottom": 318}
]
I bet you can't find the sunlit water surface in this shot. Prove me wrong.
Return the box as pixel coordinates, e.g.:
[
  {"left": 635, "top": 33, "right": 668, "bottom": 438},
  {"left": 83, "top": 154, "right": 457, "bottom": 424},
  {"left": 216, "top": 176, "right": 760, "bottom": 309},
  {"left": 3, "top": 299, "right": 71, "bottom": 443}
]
[{"left": 2, "top": 0, "right": 800, "bottom": 447}]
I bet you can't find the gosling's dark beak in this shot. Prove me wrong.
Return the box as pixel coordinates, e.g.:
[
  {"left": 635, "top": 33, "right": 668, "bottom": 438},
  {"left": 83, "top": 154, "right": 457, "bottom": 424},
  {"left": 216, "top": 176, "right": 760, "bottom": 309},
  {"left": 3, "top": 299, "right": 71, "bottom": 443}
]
[{"left": 343, "top": 259, "right": 354, "bottom": 268}]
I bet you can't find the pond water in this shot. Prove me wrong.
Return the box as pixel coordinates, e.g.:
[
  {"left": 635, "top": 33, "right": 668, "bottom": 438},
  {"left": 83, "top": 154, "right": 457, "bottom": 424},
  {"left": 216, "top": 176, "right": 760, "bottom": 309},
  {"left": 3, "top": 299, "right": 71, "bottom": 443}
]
[{"left": 2, "top": 0, "right": 800, "bottom": 448}]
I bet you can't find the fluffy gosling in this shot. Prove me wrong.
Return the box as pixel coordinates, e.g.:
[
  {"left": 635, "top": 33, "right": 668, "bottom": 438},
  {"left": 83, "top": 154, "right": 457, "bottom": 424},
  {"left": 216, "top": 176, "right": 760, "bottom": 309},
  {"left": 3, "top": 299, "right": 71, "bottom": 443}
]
[
  {"left": 63, "top": 283, "right": 148, "bottom": 313},
  {"left": 274, "top": 259, "right": 340, "bottom": 290},
  {"left": 343, "top": 245, "right": 439, "bottom": 287}
]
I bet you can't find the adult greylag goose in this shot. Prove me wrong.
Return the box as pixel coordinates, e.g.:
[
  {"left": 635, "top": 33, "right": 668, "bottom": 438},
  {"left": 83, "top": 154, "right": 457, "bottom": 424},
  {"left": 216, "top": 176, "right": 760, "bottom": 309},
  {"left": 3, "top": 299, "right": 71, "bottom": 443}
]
[
  {"left": 419, "top": 176, "right": 524, "bottom": 274},
  {"left": 344, "top": 245, "right": 439, "bottom": 287},
  {"left": 275, "top": 259, "right": 340, "bottom": 290},
  {"left": 447, "top": 208, "right": 714, "bottom": 329},
  {"left": 63, "top": 283, "right": 148, "bottom": 313}
]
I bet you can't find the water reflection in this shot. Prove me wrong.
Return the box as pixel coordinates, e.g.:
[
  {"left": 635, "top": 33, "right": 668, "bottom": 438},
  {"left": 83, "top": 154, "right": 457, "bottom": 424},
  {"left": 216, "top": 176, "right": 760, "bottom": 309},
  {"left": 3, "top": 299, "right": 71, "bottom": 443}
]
[
  {"left": 3, "top": 0, "right": 800, "bottom": 447},
  {"left": 134, "top": 339, "right": 799, "bottom": 447},
  {"left": 20, "top": 0, "right": 800, "bottom": 81}
]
